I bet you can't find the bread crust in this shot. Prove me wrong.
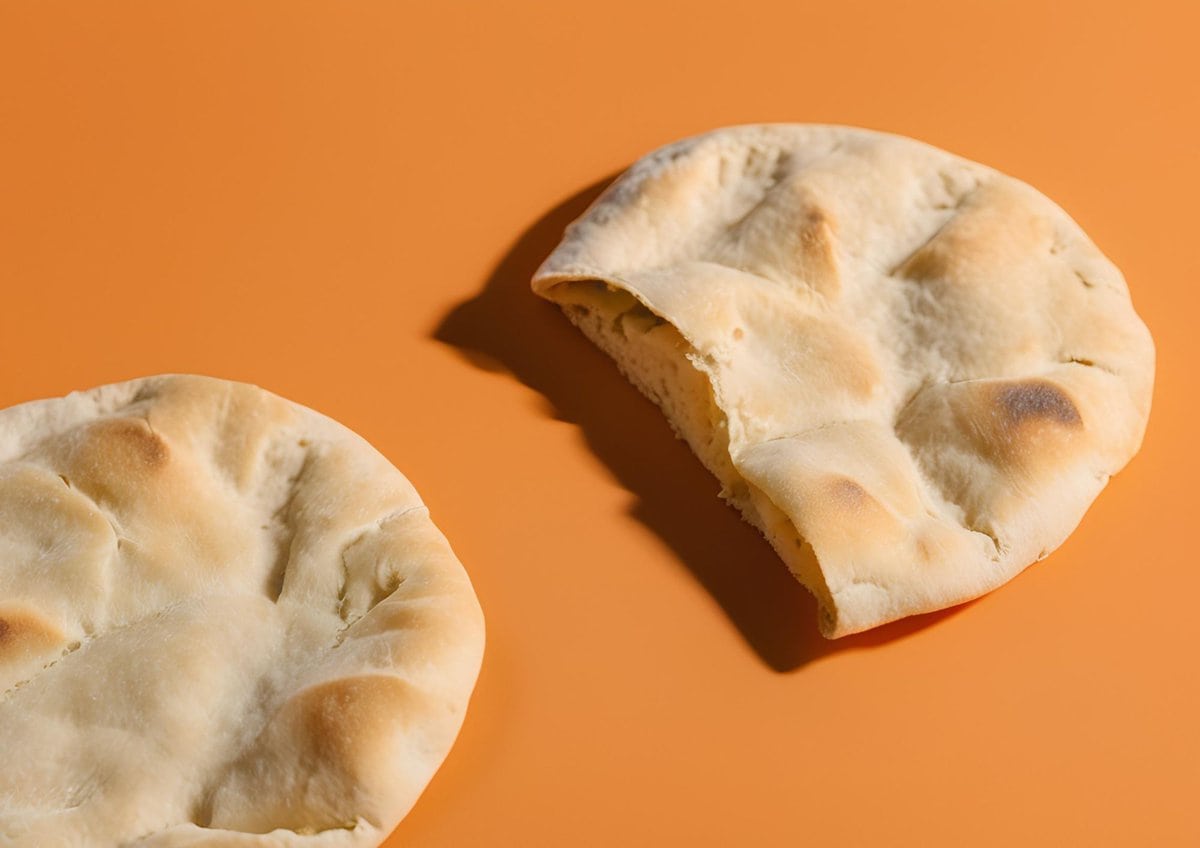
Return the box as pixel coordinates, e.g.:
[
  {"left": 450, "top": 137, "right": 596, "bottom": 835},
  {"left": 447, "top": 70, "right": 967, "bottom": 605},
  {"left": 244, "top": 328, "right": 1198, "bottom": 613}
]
[
  {"left": 534, "top": 124, "right": 1154, "bottom": 637},
  {"left": 0, "top": 375, "right": 485, "bottom": 846}
]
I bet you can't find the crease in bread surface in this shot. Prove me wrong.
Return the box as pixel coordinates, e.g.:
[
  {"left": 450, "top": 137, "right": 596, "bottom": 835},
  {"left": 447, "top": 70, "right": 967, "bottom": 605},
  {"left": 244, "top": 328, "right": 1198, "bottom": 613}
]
[
  {"left": 0, "top": 375, "right": 485, "bottom": 847},
  {"left": 533, "top": 124, "right": 1154, "bottom": 637}
]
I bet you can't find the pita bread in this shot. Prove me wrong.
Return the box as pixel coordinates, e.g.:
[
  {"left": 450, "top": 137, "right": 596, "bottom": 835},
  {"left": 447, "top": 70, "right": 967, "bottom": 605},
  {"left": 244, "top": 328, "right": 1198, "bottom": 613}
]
[
  {"left": 0, "top": 375, "right": 484, "bottom": 846},
  {"left": 533, "top": 124, "right": 1154, "bottom": 638}
]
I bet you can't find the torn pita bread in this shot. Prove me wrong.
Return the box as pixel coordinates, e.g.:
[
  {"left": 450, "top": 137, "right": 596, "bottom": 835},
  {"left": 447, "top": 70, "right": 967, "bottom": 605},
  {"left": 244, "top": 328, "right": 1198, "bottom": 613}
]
[
  {"left": 0, "top": 375, "right": 484, "bottom": 846},
  {"left": 533, "top": 124, "right": 1154, "bottom": 638}
]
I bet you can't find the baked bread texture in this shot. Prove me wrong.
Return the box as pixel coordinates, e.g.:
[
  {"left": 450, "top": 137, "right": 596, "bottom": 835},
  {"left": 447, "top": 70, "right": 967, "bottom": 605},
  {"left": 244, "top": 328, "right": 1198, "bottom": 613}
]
[
  {"left": 0, "top": 375, "right": 484, "bottom": 846},
  {"left": 533, "top": 124, "right": 1154, "bottom": 638}
]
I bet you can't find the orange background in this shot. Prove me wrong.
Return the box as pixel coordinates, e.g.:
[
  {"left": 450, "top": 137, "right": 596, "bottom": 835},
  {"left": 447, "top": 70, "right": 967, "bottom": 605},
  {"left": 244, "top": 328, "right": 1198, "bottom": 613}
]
[{"left": 1, "top": 2, "right": 1197, "bottom": 845}]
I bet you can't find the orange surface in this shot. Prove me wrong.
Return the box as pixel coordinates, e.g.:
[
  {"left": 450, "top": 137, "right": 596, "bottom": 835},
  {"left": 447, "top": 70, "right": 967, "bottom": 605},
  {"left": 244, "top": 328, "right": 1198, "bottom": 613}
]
[{"left": 1, "top": 2, "right": 1197, "bottom": 845}]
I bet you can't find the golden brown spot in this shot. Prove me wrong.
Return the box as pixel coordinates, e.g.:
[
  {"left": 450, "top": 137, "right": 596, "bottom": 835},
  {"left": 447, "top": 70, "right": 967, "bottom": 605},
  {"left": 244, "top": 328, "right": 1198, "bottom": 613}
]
[
  {"left": 76, "top": 418, "right": 170, "bottom": 476},
  {"left": 805, "top": 470, "right": 908, "bottom": 552},
  {"left": 51, "top": 417, "right": 174, "bottom": 508},
  {"left": 948, "top": 379, "right": 1086, "bottom": 473},
  {"left": 795, "top": 204, "right": 840, "bottom": 297},
  {"left": 827, "top": 477, "right": 869, "bottom": 510},
  {"left": 995, "top": 380, "right": 1081, "bottom": 428},
  {"left": 780, "top": 317, "right": 881, "bottom": 400},
  {"left": 914, "top": 536, "right": 935, "bottom": 563},
  {"left": 639, "top": 149, "right": 714, "bottom": 210},
  {"left": 291, "top": 675, "right": 416, "bottom": 771},
  {"left": 897, "top": 182, "right": 1054, "bottom": 285},
  {"left": 896, "top": 243, "right": 950, "bottom": 280},
  {"left": 798, "top": 206, "right": 835, "bottom": 240},
  {"left": 0, "top": 608, "right": 66, "bottom": 661},
  {"left": 110, "top": 418, "right": 169, "bottom": 465}
]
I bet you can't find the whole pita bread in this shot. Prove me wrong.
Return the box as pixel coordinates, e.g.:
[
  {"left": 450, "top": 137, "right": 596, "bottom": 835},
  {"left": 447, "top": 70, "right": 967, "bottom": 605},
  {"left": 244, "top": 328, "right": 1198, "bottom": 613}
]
[
  {"left": 533, "top": 124, "right": 1154, "bottom": 638},
  {"left": 0, "top": 375, "right": 484, "bottom": 846}
]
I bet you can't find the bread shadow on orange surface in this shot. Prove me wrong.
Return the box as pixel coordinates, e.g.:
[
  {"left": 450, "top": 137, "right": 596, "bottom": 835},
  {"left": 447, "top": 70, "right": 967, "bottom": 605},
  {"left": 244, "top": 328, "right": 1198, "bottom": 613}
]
[{"left": 434, "top": 179, "right": 966, "bottom": 672}]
